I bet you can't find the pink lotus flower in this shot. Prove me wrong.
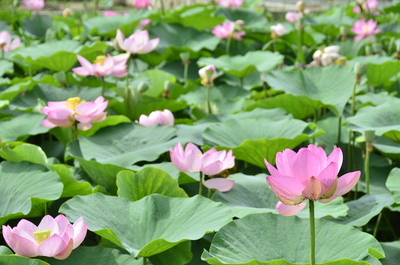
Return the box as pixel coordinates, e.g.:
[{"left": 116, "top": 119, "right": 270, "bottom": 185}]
[
  {"left": 170, "top": 143, "right": 235, "bottom": 192},
  {"left": 285, "top": 11, "right": 301, "bottom": 23},
  {"left": 353, "top": 0, "right": 378, "bottom": 14},
  {"left": 211, "top": 22, "right": 246, "bottom": 40},
  {"left": 2, "top": 215, "right": 87, "bottom": 260},
  {"left": 133, "top": 0, "right": 151, "bottom": 9},
  {"left": 22, "top": 0, "right": 44, "bottom": 10},
  {"left": 135, "top": 109, "right": 174, "bottom": 127},
  {"left": 311, "top": 45, "right": 342, "bottom": 66},
  {"left": 270, "top": 23, "right": 286, "bottom": 38},
  {"left": 198, "top": 65, "right": 218, "bottom": 86},
  {"left": 138, "top": 19, "right": 151, "bottom": 28},
  {"left": 0, "top": 31, "right": 20, "bottom": 53},
  {"left": 216, "top": 0, "right": 243, "bottom": 8},
  {"left": 351, "top": 19, "right": 381, "bottom": 41},
  {"left": 116, "top": 29, "right": 159, "bottom": 55},
  {"left": 72, "top": 54, "right": 128, "bottom": 78},
  {"left": 40, "top": 96, "right": 108, "bottom": 131},
  {"left": 265, "top": 145, "right": 360, "bottom": 216}
]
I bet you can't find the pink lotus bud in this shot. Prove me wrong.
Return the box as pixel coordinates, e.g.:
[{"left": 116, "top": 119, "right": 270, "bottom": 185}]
[
  {"left": 115, "top": 29, "right": 159, "bottom": 55},
  {"left": 135, "top": 109, "right": 174, "bottom": 127},
  {"left": 22, "top": 0, "right": 44, "bottom": 10}
]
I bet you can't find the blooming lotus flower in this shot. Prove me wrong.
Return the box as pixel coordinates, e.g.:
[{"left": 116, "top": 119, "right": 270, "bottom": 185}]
[
  {"left": 135, "top": 109, "right": 174, "bottom": 127},
  {"left": 311, "top": 45, "right": 342, "bottom": 67},
  {"left": 198, "top": 65, "right": 218, "bottom": 86},
  {"left": 351, "top": 19, "right": 381, "bottom": 41},
  {"left": 2, "top": 215, "right": 87, "bottom": 260},
  {"left": 116, "top": 29, "right": 159, "bottom": 55},
  {"left": 216, "top": 0, "right": 243, "bottom": 8},
  {"left": 285, "top": 11, "right": 301, "bottom": 23},
  {"left": 211, "top": 22, "right": 246, "bottom": 40},
  {"left": 72, "top": 54, "right": 128, "bottom": 78},
  {"left": 265, "top": 145, "right": 360, "bottom": 216},
  {"left": 40, "top": 96, "right": 108, "bottom": 131},
  {"left": 22, "top": 0, "right": 44, "bottom": 10},
  {"left": 133, "top": 0, "right": 151, "bottom": 9},
  {"left": 353, "top": 0, "right": 378, "bottom": 14},
  {"left": 270, "top": 23, "right": 286, "bottom": 38},
  {"left": 0, "top": 31, "right": 20, "bottom": 53}
]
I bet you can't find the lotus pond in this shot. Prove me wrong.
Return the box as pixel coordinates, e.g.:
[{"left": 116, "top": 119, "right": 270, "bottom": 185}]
[{"left": 0, "top": 0, "right": 400, "bottom": 264}]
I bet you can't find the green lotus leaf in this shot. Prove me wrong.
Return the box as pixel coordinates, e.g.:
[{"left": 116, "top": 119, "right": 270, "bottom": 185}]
[
  {"left": 385, "top": 167, "right": 400, "bottom": 204},
  {"left": 0, "top": 61, "right": 13, "bottom": 77},
  {"left": 0, "top": 255, "right": 49, "bottom": 265},
  {"left": 0, "top": 161, "right": 63, "bottom": 225},
  {"left": 198, "top": 51, "right": 284, "bottom": 78},
  {"left": 380, "top": 241, "right": 400, "bottom": 265},
  {"left": 0, "top": 113, "right": 48, "bottom": 143},
  {"left": 116, "top": 167, "right": 188, "bottom": 201},
  {"left": 0, "top": 143, "right": 48, "bottom": 167},
  {"left": 202, "top": 213, "right": 384, "bottom": 264},
  {"left": 22, "top": 15, "right": 53, "bottom": 39},
  {"left": 50, "top": 164, "right": 93, "bottom": 198},
  {"left": 60, "top": 193, "right": 233, "bottom": 258},
  {"left": 363, "top": 61, "right": 400, "bottom": 87},
  {"left": 215, "top": 7, "right": 268, "bottom": 29},
  {"left": 136, "top": 69, "right": 177, "bottom": 97},
  {"left": 265, "top": 65, "right": 356, "bottom": 116}
]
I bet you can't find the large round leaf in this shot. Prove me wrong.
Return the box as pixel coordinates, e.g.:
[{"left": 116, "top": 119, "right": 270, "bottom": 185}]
[
  {"left": 385, "top": 167, "right": 400, "bottom": 204},
  {"left": 0, "top": 256, "right": 49, "bottom": 265},
  {"left": 0, "top": 161, "right": 63, "bottom": 225},
  {"left": 380, "top": 241, "right": 400, "bottom": 265},
  {"left": 60, "top": 194, "right": 233, "bottom": 258},
  {"left": 265, "top": 65, "right": 356, "bottom": 116},
  {"left": 198, "top": 51, "right": 284, "bottom": 78},
  {"left": 215, "top": 7, "right": 268, "bottom": 29},
  {"left": 0, "top": 113, "right": 48, "bottom": 143},
  {"left": 202, "top": 117, "right": 322, "bottom": 167},
  {"left": 202, "top": 213, "right": 384, "bottom": 264},
  {"left": 76, "top": 123, "right": 178, "bottom": 167},
  {"left": 116, "top": 168, "right": 188, "bottom": 201},
  {"left": 212, "top": 174, "right": 348, "bottom": 219}
]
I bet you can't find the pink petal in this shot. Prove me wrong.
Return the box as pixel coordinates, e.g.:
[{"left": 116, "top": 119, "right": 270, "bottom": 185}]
[
  {"left": 275, "top": 149, "right": 297, "bottom": 176},
  {"left": 202, "top": 161, "right": 224, "bottom": 175},
  {"left": 54, "top": 239, "right": 74, "bottom": 260},
  {"left": 71, "top": 217, "right": 87, "bottom": 249},
  {"left": 302, "top": 176, "right": 327, "bottom": 201},
  {"left": 10, "top": 233, "right": 38, "bottom": 257},
  {"left": 37, "top": 234, "right": 67, "bottom": 257},
  {"left": 77, "top": 122, "right": 93, "bottom": 131},
  {"left": 38, "top": 215, "right": 58, "bottom": 233},
  {"left": 326, "top": 146, "right": 343, "bottom": 171},
  {"left": 138, "top": 38, "right": 160, "bottom": 54},
  {"left": 54, "top": 215, "right": 70, "bottom": 231},
  {"left": 116, "top": 29, "right": 126, "bottom": 50},
  {"left": 72, "top": 67, "right": 92, "bottom": 76},
  {"left": 315, "top": 162, "right": 339, "bottom": 189},
  {"left": 40, "top": 119, "right": 57, "bottom": 128},
  {"left": 203, "top": 178, "right": 235, "bottom": 192},
  {"left": 266, "top": 174, "right": 305, "bottom": 199},
  {"left": 276, "top": 200, "right": 307, "bottom": 216},
  {"left": 332, "top": 171, "right": 361, "bottom": 197}
]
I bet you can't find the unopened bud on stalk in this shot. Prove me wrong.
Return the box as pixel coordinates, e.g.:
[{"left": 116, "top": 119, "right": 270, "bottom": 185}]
[
  {"left": 137, "top": 82, "right": 149, "bottom": 93},
  {"left": 363, "top": 130, "right": 375, "bottom": 152},
  {"left": 205, "top": 69, "right": 215, "bottom": 81},
  {"left": 340, "top": 25, "right": 348, "bottom": 41},
  {"left": 163, "top": 80, "right": 174, "bottom": 98},
  {"left": 354, "top": 62, "right": 368, "bottom": 85},
  {"left": 396, "top": 41, "right": 400, "bottom": 52},
  {"left": 63, "top": 8, "right": 73, "bottom": 17},
  {"left": 179, "top": 52, "right": 190, "bottom": 63}
]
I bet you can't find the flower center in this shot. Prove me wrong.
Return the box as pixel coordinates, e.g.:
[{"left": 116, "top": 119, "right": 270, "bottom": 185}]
[
  {"left": 65, "top": 97, "right": 85, "bottom": 110},
  {"left": 362, "top": 25, "right": 371, "bottom": 33},
  {"left": 33, "top": 229, "right": 52, "bottom": 244},
  {"left": 94, "top": 55, "right": 106, "bottom": 66}
]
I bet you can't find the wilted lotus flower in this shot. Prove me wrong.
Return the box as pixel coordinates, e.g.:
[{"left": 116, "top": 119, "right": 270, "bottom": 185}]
[
  {"left": 310, "top": 45, "right": 342, "bottom": 67},
  {"left": 41, "top": 96, "right": 108, "bottom": 131},
  {"left": 270, "top": 23, "right": 286, "bottom": 39},
  {"left": 2, "top": 215, "right": 87, "bottom": 260},
  {"left": 22, "top": 0, "right": 45, "bottom": 10},
  {"left": 265, "top": 145, "right": 360, "bottom": 216},
  {"left": 135, "top": 109, "right": 174, "bottom": 127},
  {"left": 0, "top": 31, "right": 20, "bottom": 53},
  {"left": 216, "top": 0, "right": 243, "bottom": 8},
  {"left": 353, "top": 0, "right": 379, "bottom": 14},
  {"left": 198, "top": 65, "right": 218, "bottom": 86},
  {"left": 72, "top": 54, "right": 128, "bottom": 78},
  {"left": 170, "top": 142, "right": 235, "bottom": 192},
  {"left": 133, "top": 0, "right": 151, "bottom": 9},
  {"left": 351, "top": 19, "right": 381, "bottom": 41},
  {"left": 285, "top": 11, "right": 301, "bottom": 23},
  {"left": 115, "top": 29, "right": 159, "bottom": 55},
  {"left": 211, "top": 21, "right": 246, "bottom": 40}
]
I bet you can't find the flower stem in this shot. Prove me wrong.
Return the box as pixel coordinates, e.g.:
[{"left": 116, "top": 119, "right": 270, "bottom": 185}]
[
  {"left": 373, "top": 212, "right": 382, "bottom": 238},
  {"left": 101, "top": 76, "right": 105, "bottom": 97},
  {"left": 337, "top": 116, "right": 342, "bottom": 144},
  {"left": 207, "top": 188, "right": 212, "bottom": 199},
  {"left": 351, "top": 79, "right": 358, "bottom": 116},
  {"left": 183, "top": 62, "right": 189, "bottom": 88},
  {"left": 143, "top": 257, "right": 147, "bottom": 265},
  {"left": 226, "top": 37, "right": 232, "bottom": 55},
  {"left": 364, "top": 144, "right": 371, "bottom": 194},
  {"left": 309, "top": 200, "right": 316, "bottom": 265},
  {"left": 199, "top": 172, "right": 203, "bottom": 196},
  {"left": 206, "top": 84, "right": 211, "bottom": 115}
]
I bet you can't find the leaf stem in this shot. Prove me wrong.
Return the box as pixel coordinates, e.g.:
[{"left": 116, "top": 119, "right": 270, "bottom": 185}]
[
  {"left": 309, "top": 200, "right": 316, "bottom": 265},
  {"left": 364, "top": 144, "right": 371, "bottom": 194},
  {"left": 226, "top": 37, "right": 232, "bottom": 55},
  {"left": 373, "top": 212, "right": 382, "bottom": 238},
  {"left": 206, "top": 84, "right": 211, "bottom": 115},
  {"left": 143, "top": 257, "right": 147, "bottom": 265},
  {"left": 199, "top": 172, "right": 203, "bottom": 196}
]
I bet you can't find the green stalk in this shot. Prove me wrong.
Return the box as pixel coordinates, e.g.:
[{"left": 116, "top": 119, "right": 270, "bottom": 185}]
[
  {"left": 207, "top": 188, "right": 212, "bottom": 199},
  {"left": 183, "top": 62, "right": 189, "bottom": 88},
  {"left": 226, "top": 37, "right": 232, "bottom": 55},
  {"left": 351, "top": 79, "right": 358, "bottom": 116},
  {"left": 364, "top": 144, "right": 371, "bottom": 194},
  {"left": 373, "top": 212, "right": 382, "bottom": 238},
  {"left": 337, "top": 116, "right": 342, "bottom": 144},
  {"left": 206, "top": 84, "right": 211, "bottom": 115},
  {"left": 309, "top": 200, "right": 316, "bottom": 265},
  {"left": 143, "top": 257, "right": 147, "bottom": 265},
  {"left": 101, "top": 76, "right": 105, "bottom": 97},
  {"left": 199, "top": 172, "right": 204, "bottom": 196}
]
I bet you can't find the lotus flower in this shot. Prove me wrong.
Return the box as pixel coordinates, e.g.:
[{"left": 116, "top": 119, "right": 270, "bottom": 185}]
[
  {"left": 265, "top": 145, "right": 360, "bottom": 216},
  {"left": 115, "top": 29, "right": 159, "bottom": 54},
  {"left": 216, "top": 0, "right": 243, "bottom": 8},
  {"left": 22, "top": 0, "right": 44, "bottom": 10},
  {"left": 170, "top": 143, "right": 235, "bottom": 191},
  {"left": 2, "top": 215, "right": 87, "bottom": 260},
  {"left": 133, "top": 0, "right": 151, "bottom": 9},
  {"left": 351, "top": 19, "right": 381, "bottom": 41},
  {"left": 72, "top": 54, "right": 128, "bottom": 78},
  {"left": 270, "top": 23, "right": 286, "bottom": 38},
  {"left": 135, "top": 109, "right": 174, "bottom": 127},
  {"left": 0, "top": 31, "right": 20, "bottom": 53},
  {"left": 285, "top": 11, "right": 301, "bottom": 23},
  {"left": 211, "top": 22, "right": 246, "bottom": 40},
  {"left": 311, "top": 45, "right": 342, "bottom": 67},
  {"left": 40, "top": 96, "right": 108, "bottom": 131},
  {"left": 353, "top": 0, "right": 378, "bottom": 14},
  {"left": 198, "top": 65, "right": 218, "bottom": 86}
]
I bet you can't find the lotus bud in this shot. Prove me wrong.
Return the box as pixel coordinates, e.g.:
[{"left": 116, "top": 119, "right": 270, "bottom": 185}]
[
  {"left": 363, "top": 130, "right": 375, "bottom": 152},
  {"left": 396, "top": 41, "right": 400, "bottom": 52},
  {"left": 137, "top": 82, "right": 149, "bottom": 93},
  {"left": 354, "top": 62, "right": 368, "bottom": 76},
  {"left": 372, "top": 43, "right": 382, "bottom": 54},
  {"left": 179, "top": 52, "right": 190, "bottom": 62},
  {"left": 163, "top": 80, "right": 174, "bottom": 98},
  {"left": 205, "top": 69, "right": 215, "bottom": 81},
  {"left": 340, "top": 25, "right": 348, "bottom": 41},
  {"left": 296, "top": 0, "right": 304, "bottom": 12},
  {"left": 62, "top": 7, "right": 73, "bottom": 17}
]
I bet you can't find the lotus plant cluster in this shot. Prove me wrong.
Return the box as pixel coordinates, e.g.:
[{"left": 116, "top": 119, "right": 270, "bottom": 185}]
[{"left": 1, "top": 0, "right": 400, "bottom": 264}]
